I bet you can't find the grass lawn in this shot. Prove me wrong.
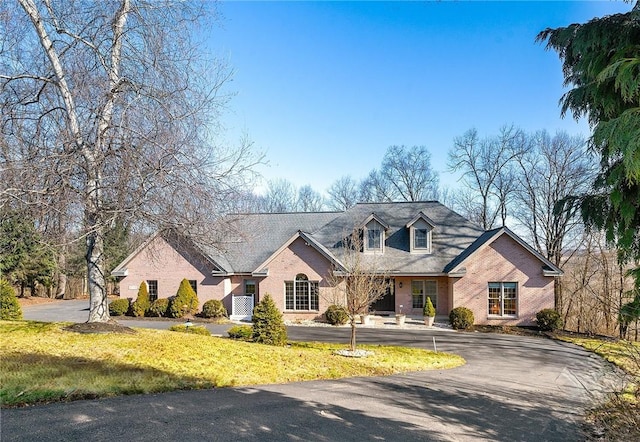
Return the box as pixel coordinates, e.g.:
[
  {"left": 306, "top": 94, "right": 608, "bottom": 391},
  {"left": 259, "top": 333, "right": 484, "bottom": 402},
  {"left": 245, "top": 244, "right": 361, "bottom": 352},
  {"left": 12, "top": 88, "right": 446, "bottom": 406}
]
[{"left": 0, "top": 321, "right": 464, "bottom": 407}]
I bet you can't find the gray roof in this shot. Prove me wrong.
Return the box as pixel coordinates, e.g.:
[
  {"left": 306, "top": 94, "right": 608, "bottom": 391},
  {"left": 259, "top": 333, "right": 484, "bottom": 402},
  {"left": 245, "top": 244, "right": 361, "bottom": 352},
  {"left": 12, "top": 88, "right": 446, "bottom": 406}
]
[
  {"left": 199, "top": 211, "right": 341, "bottom": 274},
  {"left": 200, "top": 202, "right": 485, "bottom": 275},
  {"left": 312, "top": 201, "right": 485, "bottom": 274}
]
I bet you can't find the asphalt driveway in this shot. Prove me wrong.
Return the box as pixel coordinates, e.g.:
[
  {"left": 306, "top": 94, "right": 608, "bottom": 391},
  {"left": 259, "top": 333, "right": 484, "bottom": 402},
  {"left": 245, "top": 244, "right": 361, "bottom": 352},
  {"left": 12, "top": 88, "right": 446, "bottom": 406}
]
[{"left": 4, "top": 301, "right": 625, "bottom": 441}]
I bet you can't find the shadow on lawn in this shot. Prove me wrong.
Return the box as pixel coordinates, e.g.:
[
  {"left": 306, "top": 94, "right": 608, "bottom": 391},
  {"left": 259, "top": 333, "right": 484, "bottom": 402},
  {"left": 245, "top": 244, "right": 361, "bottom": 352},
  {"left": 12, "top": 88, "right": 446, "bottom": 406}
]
[{"left": 0, "top": 352, "right": 215, "bottom": 407}]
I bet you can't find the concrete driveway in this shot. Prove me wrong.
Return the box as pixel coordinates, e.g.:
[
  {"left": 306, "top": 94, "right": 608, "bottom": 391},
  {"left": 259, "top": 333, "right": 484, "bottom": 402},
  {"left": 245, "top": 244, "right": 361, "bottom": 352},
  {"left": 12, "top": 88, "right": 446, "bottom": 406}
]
[{"left": 4, "top": 301, "right": 624, "bottom": 441}]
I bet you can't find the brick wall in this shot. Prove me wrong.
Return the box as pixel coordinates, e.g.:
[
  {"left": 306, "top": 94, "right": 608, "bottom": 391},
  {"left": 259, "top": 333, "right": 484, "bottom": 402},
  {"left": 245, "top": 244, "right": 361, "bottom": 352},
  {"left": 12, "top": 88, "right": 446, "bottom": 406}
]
[
  {"left": 451, "top": 234, "right": 555, "bottom": 326},
  {"left": 259, "top": 237, "right": 334, "bottom": 320},
  {"left": 117, "top": 236, "right": 226, "bottom": 309},
  {"left": 394, "top": 277, "right": 450, "bottom": 316}
]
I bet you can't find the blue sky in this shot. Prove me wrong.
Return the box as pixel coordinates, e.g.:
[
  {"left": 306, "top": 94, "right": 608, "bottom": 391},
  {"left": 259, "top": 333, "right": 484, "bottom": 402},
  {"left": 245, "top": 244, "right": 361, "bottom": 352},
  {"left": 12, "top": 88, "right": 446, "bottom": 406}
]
[{"left": 212, "top": 1, "right": 632, "bottom": 195}]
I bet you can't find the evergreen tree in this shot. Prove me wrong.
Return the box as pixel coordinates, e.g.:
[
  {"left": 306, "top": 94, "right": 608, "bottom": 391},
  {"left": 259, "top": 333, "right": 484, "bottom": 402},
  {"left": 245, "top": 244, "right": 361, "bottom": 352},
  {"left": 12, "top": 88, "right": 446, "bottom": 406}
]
[{"left": 252, "top": 294, "right": 287, "bottom": 346}]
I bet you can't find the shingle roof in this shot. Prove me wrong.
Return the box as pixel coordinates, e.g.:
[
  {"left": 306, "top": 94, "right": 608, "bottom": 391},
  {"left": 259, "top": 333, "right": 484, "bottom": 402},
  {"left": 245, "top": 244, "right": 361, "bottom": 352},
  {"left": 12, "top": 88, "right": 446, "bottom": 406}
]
[
  {"left": 311, "top": 201, "right": 485, "bottom": 274},
  {"left": 199, "top": 202, "right": 485, "bottom": 275},
  {"left": 198, "top": 212, "right": 341, "bottom": 273}
]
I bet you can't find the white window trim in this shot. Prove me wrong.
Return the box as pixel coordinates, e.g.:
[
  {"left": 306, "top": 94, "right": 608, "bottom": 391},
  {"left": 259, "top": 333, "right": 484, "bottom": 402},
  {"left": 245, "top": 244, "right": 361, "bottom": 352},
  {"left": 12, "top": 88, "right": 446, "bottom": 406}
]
[
  {"left": 488, "top": 282, "right": 518, "bottom": 318},
  {"left": 411, "top": 280, "right": 437, "bottom": 310},
  {"left": 363, "top": 221, "right": 385, "bottom": 254},
  {"left": 409, "top": 226, "right": 432, "bottom": 254},
  {"left": 284, "top": 276, "right": 320, "bottom": 312}
]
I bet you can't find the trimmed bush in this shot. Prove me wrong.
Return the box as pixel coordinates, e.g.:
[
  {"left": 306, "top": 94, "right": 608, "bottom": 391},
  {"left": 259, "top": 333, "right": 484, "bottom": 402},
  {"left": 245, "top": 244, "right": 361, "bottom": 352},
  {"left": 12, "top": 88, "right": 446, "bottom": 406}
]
[
  {"left": 0, "top": 279, "right": 22, "bottom": 320},
  {"left": 168, "top": 324, "right": 210, "bottom": 336},
  {"left": 131, "top": 282, "right": 151, "bottom": 317},
  {"left": 324, "top": 304, "right": 349, "bottom": 325},
  {"left": 108, "top": 298, "right": 130, "bottom": 316},
  {"left": 227, "top": 325, "right": 253, "bottom": 341},
  {"left": 167, "top": 279, "right": 199, "bottom": 318},
  {"left": 536, "top": 309, "right": 563, "bottom": 331},
  {"left": 147, "top": 298, "right": 169, "bottom": 317},
  {"left": 423, "top": 297, "right": 436, "bottom": 317},
  {"left": 201, "top": 299, "right": 228, "bottom": 318},
  {"left": 449, "top": 307, "right": 474, "bottom": 330},
  {"left": 252, "top": 294, "right": 287, "bottom": 346}
]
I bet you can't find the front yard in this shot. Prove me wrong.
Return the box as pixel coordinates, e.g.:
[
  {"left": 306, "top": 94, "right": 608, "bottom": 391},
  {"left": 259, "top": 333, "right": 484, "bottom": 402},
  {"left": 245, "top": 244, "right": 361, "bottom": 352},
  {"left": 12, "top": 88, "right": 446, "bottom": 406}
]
[{"left": 0, "top": 320, "right": 464, "bottom": 407}]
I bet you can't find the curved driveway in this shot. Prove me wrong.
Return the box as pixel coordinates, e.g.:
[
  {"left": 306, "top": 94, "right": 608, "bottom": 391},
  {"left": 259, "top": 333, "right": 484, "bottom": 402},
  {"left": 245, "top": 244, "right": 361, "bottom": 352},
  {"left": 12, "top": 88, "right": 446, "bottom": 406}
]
[{"left": 4, "top": 301, "right": 624, "bottom": 441}]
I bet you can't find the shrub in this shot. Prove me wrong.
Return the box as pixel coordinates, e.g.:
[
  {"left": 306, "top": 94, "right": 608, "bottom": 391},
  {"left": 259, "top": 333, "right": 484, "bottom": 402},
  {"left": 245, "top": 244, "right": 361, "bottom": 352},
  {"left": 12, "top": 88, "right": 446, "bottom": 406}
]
[
  {"left": 536, "top": 308, "right": 563, "bottom": 331},
  {"left": 131, "top": 282, "right": 151, "bottom": 317},
  {"left": 108, "top": 298, "right": 130, "bottom": 316},
  {"left": 324, "top": 304, "right": 349, "bottom": 325},
  {"left": 252, "top": 294, "right": 287, "bottom": 346},
  {"left": 167, "top": 279, "right": 199, "bottom": 318},
  {"left": 449, "top": 307, "right": 474, "bottom": 330},
  {"left": 0, "top": 279, "right": 22, "bottom": 320},
  {"left": 227, "top": 325, "right": 253, "bottom": 341},
  {"left": 423, "top": 297, "right": 436, "bottom": 317},
  {"left": 147, "top": 298, "right": 169, "bottom": 317},
  {"left": 168, "top": 324, "right": 210, "bottom": 336},
  {"left": 201, "top": 299, "right": 228, "bottom": 318}
]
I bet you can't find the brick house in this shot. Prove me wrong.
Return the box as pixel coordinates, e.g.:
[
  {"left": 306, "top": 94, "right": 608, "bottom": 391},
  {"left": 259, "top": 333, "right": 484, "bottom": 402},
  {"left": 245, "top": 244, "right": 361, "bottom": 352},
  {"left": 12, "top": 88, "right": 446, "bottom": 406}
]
[{"left": 112, "top": 201, "right": 562, "bottom": 325}]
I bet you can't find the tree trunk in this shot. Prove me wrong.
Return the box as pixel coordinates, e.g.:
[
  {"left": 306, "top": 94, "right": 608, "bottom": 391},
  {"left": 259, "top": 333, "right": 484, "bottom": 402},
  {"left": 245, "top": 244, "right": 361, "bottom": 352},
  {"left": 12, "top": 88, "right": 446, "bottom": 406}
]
[
  {"left": 349, "top": 317, "right": 357, "bottom": 351},
  {"left": 55, "top": 252, "right": 66, "bottom": 299}
]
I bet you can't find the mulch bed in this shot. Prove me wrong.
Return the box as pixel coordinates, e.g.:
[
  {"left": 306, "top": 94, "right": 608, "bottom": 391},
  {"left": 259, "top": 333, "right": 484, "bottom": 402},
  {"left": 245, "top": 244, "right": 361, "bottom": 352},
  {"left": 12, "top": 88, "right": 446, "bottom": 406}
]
[{"left": 64, "top": 321, "right": 136, "bottom": 334}]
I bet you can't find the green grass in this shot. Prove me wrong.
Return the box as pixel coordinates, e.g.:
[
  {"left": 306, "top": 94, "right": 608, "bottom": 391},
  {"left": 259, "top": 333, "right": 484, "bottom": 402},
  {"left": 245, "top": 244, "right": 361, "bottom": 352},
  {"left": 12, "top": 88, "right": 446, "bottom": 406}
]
[
  {"left": 557, "top": 336, "right": 640, "bottom": 377},
  {"left": 0, "top": 321, "right": 464, "bottom": 407}
]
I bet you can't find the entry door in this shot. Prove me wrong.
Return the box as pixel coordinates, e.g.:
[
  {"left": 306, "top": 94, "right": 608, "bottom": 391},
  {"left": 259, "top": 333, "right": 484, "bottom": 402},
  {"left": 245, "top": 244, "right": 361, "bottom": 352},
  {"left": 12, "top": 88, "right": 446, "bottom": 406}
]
[{"left": 370, "top": 278, "right": 395, "bottom": 312}]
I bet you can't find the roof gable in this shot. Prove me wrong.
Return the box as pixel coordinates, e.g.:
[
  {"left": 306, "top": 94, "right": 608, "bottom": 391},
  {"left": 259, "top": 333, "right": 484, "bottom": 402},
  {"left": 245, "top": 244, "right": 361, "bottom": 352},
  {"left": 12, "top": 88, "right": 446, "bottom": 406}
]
[{"left": 444, "top": 227, "right": 563, "bottom": 276}]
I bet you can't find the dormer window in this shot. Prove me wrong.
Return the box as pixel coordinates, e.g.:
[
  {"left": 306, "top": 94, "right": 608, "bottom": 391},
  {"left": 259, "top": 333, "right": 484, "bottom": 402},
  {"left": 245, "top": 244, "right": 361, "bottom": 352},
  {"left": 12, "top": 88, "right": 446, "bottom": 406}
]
[
  {"left": 407, "top": 212, "right": 435, "bottom": 254},
  {"left": 361, "top": 213, "right": 388, "bottom": 254},
  {"left": 414, "top": 228, "right": 429, "bottom": 249},
  {"left": 367, "top": 228, "right": 381, "bottom": 249}
]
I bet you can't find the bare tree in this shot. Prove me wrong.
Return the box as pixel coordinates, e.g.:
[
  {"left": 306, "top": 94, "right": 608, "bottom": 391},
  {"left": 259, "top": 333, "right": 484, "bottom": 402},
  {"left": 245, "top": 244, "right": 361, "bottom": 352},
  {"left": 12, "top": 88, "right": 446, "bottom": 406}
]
[
  {"left": 327, "top": 229, "right": 389, "bottom": 351},
  {"left": 448, "top": 126, "right": 526, "bottom": 229},
  {"left": 297, "top": 185, "right": 325, "bottom": 212},
  {"left": 327, "top": 176, "right": 360, "bottom": 210},
  {"left": 513, "top": 131, "right": 595, "bottom": 267},
  {"left": 263, "top": 179, "right": 298, "bottom": 213},
  {"left": 1, "top": 1, "right": 260, "bottom": 322}
]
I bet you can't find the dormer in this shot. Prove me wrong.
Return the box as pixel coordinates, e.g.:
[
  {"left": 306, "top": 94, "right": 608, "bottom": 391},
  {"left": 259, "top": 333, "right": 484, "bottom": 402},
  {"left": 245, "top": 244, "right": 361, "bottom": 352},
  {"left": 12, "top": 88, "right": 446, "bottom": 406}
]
[
  {"left": 406, "top": 212, "right": 435, "bottom": 254},
  {"left": 361, "top": 213, "right": 389, "bottom": 254}
]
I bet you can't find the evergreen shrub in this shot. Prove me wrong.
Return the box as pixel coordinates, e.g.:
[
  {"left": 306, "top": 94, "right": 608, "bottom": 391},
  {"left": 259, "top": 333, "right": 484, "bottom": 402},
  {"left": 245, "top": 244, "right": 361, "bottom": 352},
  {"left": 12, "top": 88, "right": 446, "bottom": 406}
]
[
  {"left": 131, "top": 282, "right": 150, "bottom": 317},
  {"left": 227, "top": 325, "right": 253, "bottom": 341},
  {"left": 108, "top": 298, "right": 130, "bottom": 316},
  {"left": 201, "top": 299, "right": 227, "bottom": 318},
  {"left": 423, "top": 297, "right": 436, "bottom": 317},
  {"left": 168, "top": 324, "right": 210, "bottom": 335},
  {"left": 252, "top": 294, "right": 287, "bottom": 346},
  {"left": 147, "top": 298, "right": 169, "bottom": 317},
  {"left": 0, "top": 279, "right": 22, "bottom": 320},
  {"left": 168, "top": 279, "right": 199, "bottom": 318},
  {"left": 324, "top": 304, "right": 349, "bottom": 325},
  {"left": 536, "top": 309, "right": 563, "bottom": 331},
  {"left": 449, "top": 307, "right": 474, "bottom": 330}
]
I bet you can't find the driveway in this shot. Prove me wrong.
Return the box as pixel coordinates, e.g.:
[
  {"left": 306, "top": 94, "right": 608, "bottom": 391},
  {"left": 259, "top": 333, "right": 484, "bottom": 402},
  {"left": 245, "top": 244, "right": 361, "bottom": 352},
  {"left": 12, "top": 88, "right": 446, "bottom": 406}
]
[{"left": 4, "top": 301, "right": 624, "bottom": 441}]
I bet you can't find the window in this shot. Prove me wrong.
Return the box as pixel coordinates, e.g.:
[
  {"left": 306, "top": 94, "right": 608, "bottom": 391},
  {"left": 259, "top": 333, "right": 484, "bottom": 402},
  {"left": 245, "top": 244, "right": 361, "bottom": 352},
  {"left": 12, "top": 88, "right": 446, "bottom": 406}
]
[
  {"left": 285, "top": 273, "right": 319, "bottom": 311},
  {"left": 367, "top": 228, "right": 381, "bottom": 249},
  {"left": 188, "top": 280, "right": 197, "bottom": 294},
  {"left": 414, "top": 229, "right": 428, "bottom": 249},
  {"left": 245, "top": 280, "right": 256, "bottom": 296},
  {"left": 488, "top": 282, "right": 517, "bottom": 316},
  {"left": 147, "top": 280, "right": 158, "bottom": 302},
  {"left": 412, "top": 280, "right": 437, "bottom": 309}
]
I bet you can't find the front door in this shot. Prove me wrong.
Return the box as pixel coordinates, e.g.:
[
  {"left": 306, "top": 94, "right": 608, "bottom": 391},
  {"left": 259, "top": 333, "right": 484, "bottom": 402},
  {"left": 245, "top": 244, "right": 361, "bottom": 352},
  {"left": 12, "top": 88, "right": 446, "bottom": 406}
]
[{"left": 370, "top": 279, "right": 395, "bottom": 312}]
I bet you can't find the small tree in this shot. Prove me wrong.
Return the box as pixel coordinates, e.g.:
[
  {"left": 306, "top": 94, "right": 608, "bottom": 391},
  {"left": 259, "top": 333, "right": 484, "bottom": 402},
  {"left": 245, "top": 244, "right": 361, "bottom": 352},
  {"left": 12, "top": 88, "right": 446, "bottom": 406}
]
[
  {"left": 328, "top": 228, "right": 390, "bottom": 351},
  {"left": 0, "top": 279, "right": 22, "bottom": 320},
  {"left": 168, "top": 279, "right": 199, "bottom": 318},
  {"left": 423, "top": 297, "right": 436, "bottom": 317},
  {"left": 131, "top": 282, "right": 151, "bottom": 317},
  {"left": 252, "top": 294, "right": 287, "bottom": 346}
]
